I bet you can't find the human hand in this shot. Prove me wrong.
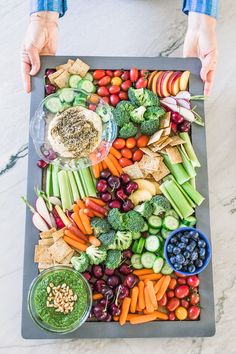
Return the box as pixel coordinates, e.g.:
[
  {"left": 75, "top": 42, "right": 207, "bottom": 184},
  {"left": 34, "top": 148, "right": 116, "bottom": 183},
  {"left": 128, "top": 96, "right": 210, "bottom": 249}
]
[
  {"left": 21, "top": 12, "right": 59, "bottom": 93},
  {"left": 183, "top": 12, "right": 218, "bottom": 96}
]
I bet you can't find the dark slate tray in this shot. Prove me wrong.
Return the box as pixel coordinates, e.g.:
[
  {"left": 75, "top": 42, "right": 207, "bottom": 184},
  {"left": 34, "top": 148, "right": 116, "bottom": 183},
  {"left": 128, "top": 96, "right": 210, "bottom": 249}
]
[{"left": 21, "top": 56, "right": 215, "bottom": 339}]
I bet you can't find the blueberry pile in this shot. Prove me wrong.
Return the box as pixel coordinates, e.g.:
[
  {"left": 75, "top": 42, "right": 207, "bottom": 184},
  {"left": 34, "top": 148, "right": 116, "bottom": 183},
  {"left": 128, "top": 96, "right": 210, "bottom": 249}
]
[{"left": 166, "top": 230, "right": 207, "bottom": 273}]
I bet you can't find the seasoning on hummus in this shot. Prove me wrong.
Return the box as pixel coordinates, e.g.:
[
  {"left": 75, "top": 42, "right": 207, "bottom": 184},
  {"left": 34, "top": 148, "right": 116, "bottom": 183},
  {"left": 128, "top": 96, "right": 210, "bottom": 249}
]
[{"left": 47, "top": 106, "right": 102, "bottom": 158}]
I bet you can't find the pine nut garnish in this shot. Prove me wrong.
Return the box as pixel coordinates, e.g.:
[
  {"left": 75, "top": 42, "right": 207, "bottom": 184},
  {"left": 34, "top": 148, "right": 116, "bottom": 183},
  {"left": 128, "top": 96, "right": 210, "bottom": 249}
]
[{"left": 46, "top": 283, "right": 78, "bottom": 314}]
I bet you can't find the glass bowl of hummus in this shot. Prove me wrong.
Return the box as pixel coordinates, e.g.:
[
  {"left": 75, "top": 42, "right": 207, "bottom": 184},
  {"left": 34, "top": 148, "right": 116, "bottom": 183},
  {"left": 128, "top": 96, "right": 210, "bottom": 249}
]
[{"left": 30, "top": 89, "right": 117, "bottom": 170}]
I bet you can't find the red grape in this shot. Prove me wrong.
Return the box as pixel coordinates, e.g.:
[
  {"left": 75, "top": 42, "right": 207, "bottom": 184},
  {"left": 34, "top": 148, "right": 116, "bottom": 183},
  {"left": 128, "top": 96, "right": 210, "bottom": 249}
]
[
  {"left": 95, "top": 279, "right": 106, "bottom": 292},
  {"left": 119, "top": 263, "right": 132, "bottom": 275},
  {"left": 109, "top": 303, "right": 121, "bottom": 316},
  {"left": 119, "top": 173, "right": 131, "bottom": 185},
  {"left": 115, "top": 188, "right": 128, "bottom": 201},
  {"left": 108, "top": 200, "right": 122, "bottom": 209},
  {"left": 122, "top": 199, "right": 134, "bottom": 212},
  {"left": 116, "top": 285, "right": 129, "bottom": 299},
  {"left": 92, "top": 265, "right": 103, "bottom": 279},
  {"left": 101, "top": 192, "right": 112, "bottom": 203},
  {"left": 100, "top": 169, "right": 111, "bottom": 179},
  {"left": 96, "top": 179, "right": 108, "bottom": 193},
  {"left": 107, "top": 275, "right": 121, "bottom": 288},
  {"left": 45, "top": 68, "right": 56, "bottom": 77},
  {"left": 104, "top": 268, "right": 115, "bottom": 276},
  {"left": 122, "top": 249, "right": 133, "bottom": 259},
  {"left": 108, "top": 176, "right": 121, "bottom": 189},
  {"left": 123, "top": 274, "right": 139, "bottom": 288},
  {"left": 125, "top": 182, "right": 138, "bottom": 195}
]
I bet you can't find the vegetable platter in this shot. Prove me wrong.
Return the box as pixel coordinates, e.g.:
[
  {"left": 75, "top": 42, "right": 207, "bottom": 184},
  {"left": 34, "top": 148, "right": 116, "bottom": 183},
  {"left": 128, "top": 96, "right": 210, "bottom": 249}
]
[{"left": 22, "top": 56, "right": 215, "bottom": 339}]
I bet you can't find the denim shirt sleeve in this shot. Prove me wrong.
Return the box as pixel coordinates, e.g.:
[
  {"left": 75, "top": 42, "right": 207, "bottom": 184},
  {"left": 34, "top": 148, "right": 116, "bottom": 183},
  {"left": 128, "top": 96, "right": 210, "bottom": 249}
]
[
  {"left": 30, "top": 0, "right": 67, "bottom": 17},
  {"left": 182, "top": 0, "right": 219, "bottom": 19}
]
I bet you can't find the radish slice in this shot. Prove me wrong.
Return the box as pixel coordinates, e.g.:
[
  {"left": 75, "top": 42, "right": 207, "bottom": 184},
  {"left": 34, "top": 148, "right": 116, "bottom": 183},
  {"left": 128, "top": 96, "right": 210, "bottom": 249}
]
[
  {"left": 36, "top": 196, "right": 53, "bottom": 227},
  {"left": 175, "top": 91, "right": 191, "bottom": 100},
  {"left": 176, "top": 99, "right": 191, "bottom": 110},
  {"left": 179, "top": 107, "right": 195, "bottom": 122},
  {"left": 32, "top": 213, "right": 49, "bottom": 231},
  {"left": 48, "top": 196, "right": 62, "bottom": 206},
  {"left": 161, "top": 101, "right": 180, "bottom": 113},
  {"left": 161, "top": 97, "right": 177, "bottom": 106}
]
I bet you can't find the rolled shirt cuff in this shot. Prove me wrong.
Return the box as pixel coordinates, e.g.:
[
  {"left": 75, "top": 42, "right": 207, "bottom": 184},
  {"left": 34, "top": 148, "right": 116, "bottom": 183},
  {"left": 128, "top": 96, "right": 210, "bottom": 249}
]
[
  {"left": 182, "top": 0, "right": 219, "bottom": 19},
  {"left": 30, "top": 0, "right": 67, "bottom": 17}
]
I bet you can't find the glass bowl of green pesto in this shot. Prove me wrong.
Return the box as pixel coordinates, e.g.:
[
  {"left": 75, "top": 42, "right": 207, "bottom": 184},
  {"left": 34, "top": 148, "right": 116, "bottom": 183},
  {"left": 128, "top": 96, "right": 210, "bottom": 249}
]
[{"left": 27, "top": 266, "right": 92, "bottom": 334}]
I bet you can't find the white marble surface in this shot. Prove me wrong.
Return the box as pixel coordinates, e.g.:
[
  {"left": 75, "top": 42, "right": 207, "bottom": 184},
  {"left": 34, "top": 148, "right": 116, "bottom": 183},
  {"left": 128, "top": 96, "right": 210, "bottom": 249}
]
[{"left": 0, "top": 0, "right": 236, "bottom": 353}]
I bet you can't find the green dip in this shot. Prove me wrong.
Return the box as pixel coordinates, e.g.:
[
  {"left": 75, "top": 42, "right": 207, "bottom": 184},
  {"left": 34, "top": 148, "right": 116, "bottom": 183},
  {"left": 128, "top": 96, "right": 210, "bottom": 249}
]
[{"left": 33, "top": 268, "right": 90, "bottom": 330}]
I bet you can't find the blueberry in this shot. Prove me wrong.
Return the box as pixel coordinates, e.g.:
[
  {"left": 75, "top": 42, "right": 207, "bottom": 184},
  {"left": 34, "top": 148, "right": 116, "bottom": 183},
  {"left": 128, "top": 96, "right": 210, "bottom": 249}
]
[
  {"left": 176, "top": 254, "right": 185, "bottom": 264},
  {"left": 174, "top": 263, "right": 182, "bottom": 271},
  {"left": 184, "top": 231, "right": 189, "bottom": 237},
  {"left": 183, "top": 259, "right": 189, "bottom": 266},
  {"left": 186, "top": 244, "right": 195, "bottom": 252},
  {"left": 191, "top": 232, "right": 200, "bottom": 241},
  {"left": 178, "top": 242, "right": 186, "bottom": 250},
  {"left": 182, "top": 266, "right": 188, "bottom": 272},
  {"left": 189, "top": 230, "right": 196, "bottom": 237},
  {"left": 190, "top": 240, "right": 197, "bottom": 248},
  {"left": 176, "top": 232, "right": 182, "bottom": 239},
  {"left": 167, "top": 244, "right": 174, "bottom": 253},
  {"left": 170, "top": 256, "right": 176, "bottom": 264},
  {"left": 183, "top": 251, "right": 191, "bottom": 259},
  {"left": 188, "top": 264, "right": 196, "bottom": 273},
  {"left": 170, "top": 237, "right": 178, "bottom": 244},
  {"left": 199, "top": 248, "right": 206, "bottom": 258},
  {"left": 181, "top": 236, "right": 189, "bottom": 244},
  {"left": 195, "top": 259, "right": 203, "bottom": 268},
  {"left": 190, "top": 251, "right": 198, "bottom": 261},
  {"left": 173, "top": 247, "right": 181, "bottom": 255},
  {"left": 198, "top": 239, "right": 206, "bottom": 248}
]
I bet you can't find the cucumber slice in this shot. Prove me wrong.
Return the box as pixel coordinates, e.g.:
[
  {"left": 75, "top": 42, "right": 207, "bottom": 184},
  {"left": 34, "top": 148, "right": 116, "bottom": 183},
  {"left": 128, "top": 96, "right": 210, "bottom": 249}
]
[
  {"left": 59, "top": 102, "right": 71, "bottom": 112},
  {"left": 73, "top": 95, "right": 87, "bottom": 107},
  {"left": 69, "top": 74, "right": 82, "bottom": 88},
  {"left": 141, "top": 252, "right": 156, "bottom": 269},
  {"left": 78, "top": 79, "right": 96, "bottom": 93},
  {"left": 131, "top": 254, "right": 143, "bottom": 269},
  {"left": 165, "top": 209, "right": 179, "bottom": 219},
  {"left": 141, "top": 222, "right": 148, "bottom": 232},
  {"left": 132, "top": 232, "right": 142, "bottom": 240},
  {"left": 163, "top": 215, "right": 179, "bottom": 231},
  {"left": 148, "top": 227, "right": 159, "bottom": 235},
  {"left": 161, "top": 227, "right": 171, "bottom": 240},
  {"left": 132, "top": 239, "right": 139, "bottom": 254},
  {"left": 148, "top": 215, "right": 162, "bottom": 229},
  {"left": 83, "top": 72, "right": 93, "bottom": 82},
  {"left": 145, "top": 235, "right": 160, "bottom": 252},
  {"left": 153, "top": 257, "right": 164, "bottom": 273},
  {"left": 161, "top": 261, "right": 173, "bottom": 275},
  {"left": 59, "top": 88, "right": 75, "bottom": 103},
  {"left": 179, "top": 222, "right": 188, "bottom": 228},
  {"left": 136, "top": 237, "right": 145, "bottom": 254},
  {"left": 182, "top": 215, "right": 197, "bottom": 227},
  {"left": 44, "top": 97, "right": 63, "bottom": 113}
]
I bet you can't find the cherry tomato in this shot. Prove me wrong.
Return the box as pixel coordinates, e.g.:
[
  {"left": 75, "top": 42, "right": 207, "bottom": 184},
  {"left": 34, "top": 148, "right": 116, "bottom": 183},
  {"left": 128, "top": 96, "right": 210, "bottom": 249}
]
[
  {"left": 140, "top": 69, "right": 149, "bottom": 78},
  {"left": 171, "top": 122, "right": 178, "bottom": 133},
  {"left": 132, "top": 149, "right": 143, "bottom": 162},
  {"left": 190, "top": 293, "right": 200, "bottom": 306},
  {"left": 177, "top": 277, "right": 186, "bottom": 285},
  {"left": 181, "top": 299, "right": 190, "bottom": 309},
  {"left": 88, "top": 93, "right": 100, "bottom": 105},
  {"left": 175, "top": 306, "right": 188, "bottom": 320},
  {"left": 119, "top": 91, "right": 128, "bottom": 100},
  {"left": 121, "top": 147, "right": 133, "bottom": 159},
  {"left": 126, "top": 137, "right": 137, "bottom": 149},
  {"left": 114, "top": 70, "right": 122, "bottom": 77},
  {"left": 175, "top": 272, "right": 186, "bottom": 278},
  {"left": 88, "top": 104, "right": 96, "bottom": 111},
  {"left": 109, "top": 85, "right": 120, "bottom": 94},
  {"left": 113, "top": 138, "right": 126, "bottom": 150},
  {"left": 121, "top": 71, "right": 130, "bottom": 81},
  {"left": 175, "top": 285, "right": 190, "bottom": 299},
  {"left": 167, "top": 297, "right": 180, "bottom": 312},
  {"left": 102, "top": 96, "right": 110, "bottom": 104},
  {"left": 110, "top": 94, "right": 120, "bottom": 106},
  {"left": 136, "top": 77, "right": 148, "bottom": 89},
  {"left": 130, "top": 68, "right": 139, "bottom": 82},
  {"left": 169, "top": 312, "right": 176, "bottom": 321},
  {"left": 111, "top": 77, "right": 122, "bottom": 86},
  {"left": 136, "top": 135, "right": 149, "bottom": 148},
  {"left": 93, "top": 70, "right": 105, "bottom": 80},
  {"left": 119, "top": 157, "right": 133, "bottom": 168},
  {"left": 158, "top": 293, "right": 167, "bottom": 307},
  {"left": 98, "top": 75, "right": 111, "bottom": 86},
  {"left": 188, "top": 306, "right": 200, "bottom": 320},
  {"left": 97, "top": 86, "right": 109, "bottom": 97},
  {"left": 187, "top": 275, "right": 200, "bottom": 288},
  {"left": 106, "top": 70, "right": 113, "bottom": 77},
  {"left": 121, "top": 80, "right": 132, "bottom": 92},
  {"left": 168, "top": 278, "right": 177, "bottom": 290},
  {"left": 167, "top": 290, "right": 175, "bottom": 298}
]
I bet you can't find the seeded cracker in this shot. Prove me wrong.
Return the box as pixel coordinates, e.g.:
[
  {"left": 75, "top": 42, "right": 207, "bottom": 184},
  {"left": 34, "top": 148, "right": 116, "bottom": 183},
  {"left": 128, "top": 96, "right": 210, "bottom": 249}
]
[
  {"left": 54, "top": 70, "right": 70, "bottom": 88},
  {"left": 61, "top": 250, "right": 75, "bottom": 265},
  {"left": 38, "top": 238, "right": 54, "bottom": 247},
  {"left": 34, "top": 245, "right": 53, "bottom": 263},
  {"left": 123, "top": 162, "right": 144, "bottom": 179},
  {"left": 49, "top": 238, "right": 73, "bottom": 263},
  {"left": 152, "top": 160, "right": 170, "bottom": 181},
  {"left": 52, "top": 227, "right": 66, "bottom": 242},
  {"left": 69, "top": 58, "right": 90, "bottom": 77},
  {"left": 138, "top": 155, "right": 161, "bottom": 172},
  {"left": 166, "top": 146, "right": 183, "bottom": 164},
  {"left": 40, "top": 228, "right": 56, "bottom": 239},
  {"left": 48, "top": 69, "right": 64, "bottom": 85}
]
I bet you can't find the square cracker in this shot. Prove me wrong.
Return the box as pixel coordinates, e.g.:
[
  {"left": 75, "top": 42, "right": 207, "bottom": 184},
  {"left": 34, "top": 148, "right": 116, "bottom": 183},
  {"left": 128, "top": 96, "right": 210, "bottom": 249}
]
[
  {"left": 148, "top": 129, "right": 164, "bottom": 145},
  {"left": 40, "top": 228, "right": 56, "bottom": 239},
  {"left": 56, "top": 59, "right": 75, "bottom": 71},
  {"left": 69, "top": 58, "right": 90, "bottom": 77},
  {"left": 52, "top": 227, "right": 66, "bottom": 242},
  {"left": 34, "top": 245, "right": 53, "bottom": 263},
  {"left": 166, "top": 146, "right": 183, "bottom": 164},
  {"left": 49, "top": 238, "right": 72, "bottom": 263},
  {"left": 162, "top": 126, "right": 171, "bottom": 137},
  {"left": 139, "top": 147, "right": 161, "bottom": 158},
  {"left": 152, "top": 160, "right": 170, "bottom": 181},
  {"left": 123, "top": 163, "right": 144, "bottom": 179},
  {"left": 48, "top": 69, "right": 64, "bottom": 85},
  {"left": 159, "top": 112, "right": 171, "bottom": 129},
  {"left": 60, "top": 250, "right": 74, "bottom": 265},
  {"left": 54, "top": 70, "right": 70, "bottom": 88},
  {"left": 38, "top": 239, "right": 54, "bottom": 246},
  {"left": 138, "top": 155, "right": 161, "bottom": 172},
  {"left": 170, "top": 135, "right": 186, "bottom": 146}
]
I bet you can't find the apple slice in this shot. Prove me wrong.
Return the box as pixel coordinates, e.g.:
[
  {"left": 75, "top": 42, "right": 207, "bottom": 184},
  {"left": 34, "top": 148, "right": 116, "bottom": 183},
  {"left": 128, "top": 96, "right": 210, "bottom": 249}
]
[
  {"left": 157, "top": 72, "right": 166, "bottom": 98},
  {"left": 180, "top": 70, "right": 190, "bottom": 91},
  {"left": 134, "top": 179, "right": 156, "bottom": 196},
  {"left": 147, "top": 70, "right": 157, "bottom": 90},
  {"left": 152, "top": 71, "right": 163, "bottom": 94},
  {"left": 170, "top": 72, "right": 181, "bottom": 96},
  {"left": 160, "top": 71, "right": 173, "bottom": 97},
  {"left": 129, "top": 189, "right": 152, "bottom": 206},
  {"left": 167, "top": 72, "right": 180, "bottom": 94}
]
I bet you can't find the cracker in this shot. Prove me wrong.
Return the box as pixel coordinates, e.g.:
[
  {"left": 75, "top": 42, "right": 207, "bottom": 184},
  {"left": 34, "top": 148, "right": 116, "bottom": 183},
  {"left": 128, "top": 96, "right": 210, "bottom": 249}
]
[
  {"left": 123, "top": 163, "right": 144, "bottom": 179},
  {"left": 49, "top": 238, "right": 72, "bottom": 263},
  {"left": 38, "top": 262, "right": 54, "bottom": 270},
  {"left": 69, "top": 58, "right": 90, "bottom": 77},
  {"left": 152, "top": 160, "right": 170, "bottom": 181},
  {"left": 166, "top": 146, "right": 183, "bottom": 164},
  {"left": 169, "top": 135, "right": 186, "bottom": 146},
  {"left": 56, "top": 59, "right": 75, "bottom": 71},
  {"left": 52, "top": 227, "right": 66, "bottom": 242},
  {"left": 159, "top": 112, "right": 171, "bottom": 129},
  {"left": 34, "top": 245, "right": 53, "bottom": 263},
  {"left": 139, "top": 147, "right": 161, "bottom": 158},
  {"left": 148, "top": 129, "right": 164, "bottom": 145},
  {"left": 162, "top": 126, "right": 171, "bottom": 136},
  {"left": 60, "top": 250, "right": 74, "bottom": 264},
  {"left": 138, "top": 155, "right": 161, "bottom": 172},
  {"left": 54, "top": 70, "right": 70, "bottom": 88},
  {"left": 40, "top": 228, "right": 56, "bottom": 239},
  {"left": 48, "top": 69, "right": 64, "bottom": 85},
  {"left": 152, "top": 137, "right": 173, "bottom": 151},
  {"left": 38, "top": 238, "right": 54, "bottom": 246}
]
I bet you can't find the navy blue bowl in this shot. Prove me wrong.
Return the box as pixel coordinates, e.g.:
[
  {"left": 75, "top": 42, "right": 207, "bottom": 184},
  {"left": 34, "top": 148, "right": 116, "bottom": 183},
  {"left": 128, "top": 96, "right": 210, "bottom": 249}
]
[{"left": 164, "top": 227, "right": 211, "bottom": 276}]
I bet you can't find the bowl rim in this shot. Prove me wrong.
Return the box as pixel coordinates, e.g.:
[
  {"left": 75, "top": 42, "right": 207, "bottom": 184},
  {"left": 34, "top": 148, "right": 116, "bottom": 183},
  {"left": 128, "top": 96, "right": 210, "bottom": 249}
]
[{"left": 164, "top": 227, "right": 211, "bottom": 276}]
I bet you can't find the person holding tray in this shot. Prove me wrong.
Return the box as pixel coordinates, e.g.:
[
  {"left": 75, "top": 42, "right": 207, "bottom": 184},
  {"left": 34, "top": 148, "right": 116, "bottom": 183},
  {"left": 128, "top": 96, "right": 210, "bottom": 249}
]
[{"left": 21, "top": 0, "right": 218, "bottom": 96}]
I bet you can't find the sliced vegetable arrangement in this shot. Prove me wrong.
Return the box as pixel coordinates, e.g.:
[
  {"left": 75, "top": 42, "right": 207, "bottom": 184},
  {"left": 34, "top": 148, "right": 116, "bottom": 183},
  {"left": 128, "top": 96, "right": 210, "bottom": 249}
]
[{"left": 25, "top": 57, "right": 209, "bottom": 330}]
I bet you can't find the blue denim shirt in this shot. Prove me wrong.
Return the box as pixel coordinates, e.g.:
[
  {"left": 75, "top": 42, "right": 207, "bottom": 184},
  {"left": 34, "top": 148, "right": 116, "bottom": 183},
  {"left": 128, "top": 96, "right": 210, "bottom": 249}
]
[{"left": 30, "top": 0, "right": 219, "bottom": 18}]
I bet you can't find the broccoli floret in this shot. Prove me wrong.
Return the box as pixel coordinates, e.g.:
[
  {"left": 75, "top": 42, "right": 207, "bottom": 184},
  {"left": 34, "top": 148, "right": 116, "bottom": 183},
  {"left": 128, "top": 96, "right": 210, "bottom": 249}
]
[
  {"left": 144, "top": 106, "right": 165, "bottom": 120},
  {"left": 90, "top": 217, "right": 111, "bottom": 236},
  {"left": 96, "top": 104, "right": 113, "bottom": 123},
  {"left": 71, "top": 253, "right": 90, "bottom": 272},
  {"left": 124, "top": 210, "right": 145, "bottom": 232},
  {"left": 128, "top": 88, "right": 159, "bottom": 107},
  {"left": 86, "top": 245, "right": 107, "bottom": 265},
  {"left": 134, "top": 200, "right": 154, "bottom": 219},
  {"left": 119, "top": 122, "right": 138, "bottom": 138},
  {"left": 116, "top": 100, "right": 136, "bottom": 113},
  {"left": 130, "top": 106, "right": 146, "bottom": 123},
  {"left": 140, "top": 119, "right": 159, "bottom": 135},
  {"left": 143, "top": 89, "right": 159, "bottom": 107},
  {"left": 98, "top": 230, "right": 116, "bottom": 248},
  {"left": 113, "top": 101, "right": 135, "bottom": 127},
  {"left": 107, "top": 208, "right": 126, "bottom": 231},
  {"left": 105, "top": 250, "right": 122, "bottom": 269},
  {"left": 108, "top": 231, "right": 133, "bottom": 251},
  {"left": 151, "top": 195, "right": 171, "bottom": 215}
]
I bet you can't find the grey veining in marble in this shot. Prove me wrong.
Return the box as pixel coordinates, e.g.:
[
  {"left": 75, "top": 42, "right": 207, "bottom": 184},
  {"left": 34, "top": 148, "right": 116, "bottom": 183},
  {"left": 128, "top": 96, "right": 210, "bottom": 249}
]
[{"left": 0, "top": 0, "right": 236, "bottom": 353}]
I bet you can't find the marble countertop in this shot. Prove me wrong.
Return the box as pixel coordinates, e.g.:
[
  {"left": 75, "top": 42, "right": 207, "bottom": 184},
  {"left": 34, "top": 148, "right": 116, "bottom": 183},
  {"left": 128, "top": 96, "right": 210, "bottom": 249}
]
[{"left": 0, "top": 0, "right": 236, "bottom": 353}]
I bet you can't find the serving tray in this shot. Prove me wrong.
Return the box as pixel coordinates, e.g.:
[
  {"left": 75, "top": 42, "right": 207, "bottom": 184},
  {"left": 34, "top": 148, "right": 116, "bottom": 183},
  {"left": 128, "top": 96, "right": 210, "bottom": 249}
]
[{"left": 21, "top": 56, "right": 215, "bottom": 339}]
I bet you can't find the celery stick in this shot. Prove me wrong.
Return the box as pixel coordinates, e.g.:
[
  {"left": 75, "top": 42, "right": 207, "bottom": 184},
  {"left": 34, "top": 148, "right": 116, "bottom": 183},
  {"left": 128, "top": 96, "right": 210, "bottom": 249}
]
[
  {"left": 165, "top": 175, "right": 196, "bottom": 208},
  {"left": 160, "top": 184, "right": 183, "bottom": 219},
  {"left": 190, "top": 177, "right": 196, "bottom": 189},
  {"left": 58, "top": 170, "right": 73, "bottom": 211},
  {"left": 46, "top": 164, "right": 53, "bottom": 196},
  {"left": 163, "top": 180, "right": 194, "bottom": 218},
  {"left": 179, "top": 132, "right": 200, "bottom": 168},
  {"left": 51, "top": 164, "right": 60, "bottom": 197},
  {"left": 78, "top": 169, "right": 89, "bottom": 196},
  {"left": 67, "top": 170, "right": 80, "bottom": 202},
  {"left": 178, "top": 146, "right": 196, "bottom": 178},
  {"left": 80, "top": 167, "right": 97, "bottom": 197},
  {"left": 182, "top": 181, "right": 205, "bottom": 206},
  {"left": 90, "top": 166, "right": 97, "bottom": 186},
  {"left": 73, "top": 171, "right": 86, "bottom": 199},
  {"left": 163, "top": 154, "right": 190, "bottom": 185}
]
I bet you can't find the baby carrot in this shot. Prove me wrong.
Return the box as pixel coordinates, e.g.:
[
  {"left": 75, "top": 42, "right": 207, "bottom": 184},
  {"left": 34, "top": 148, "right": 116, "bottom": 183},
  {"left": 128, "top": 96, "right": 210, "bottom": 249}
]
[
  {"left": 144, "top": 286, "right": 154, "bottom": 313},
  {"left": 119, "top": 297, "right": 131, "bottom": 326},
  {"left": 154, "top": 276, "right": 165, "bottom": 294},
  {"left": 92, "top": 210, "right": 105, "bottom": 218},
  {"left": 143, "top": 310, "right": 168, "bottom": 320},
  {"left": 92, "top": 293, "right": 103, "bottom": 301},
  {"left": 102, "top": 160, "right": 107, "bottom": 169},
  {"left": 108, "top": 153, "right": 123, "bottom": 174},
  {"left": 91, "top": 164, "right": 100, "bottom": 179},
  {"left": 72, "top": 203, "right": 80, "bottom": 215},
  {"left": 67, "top": 224, "right": 88, "bottom": 242},
  {"left": 84, "top": 208, "right": 95, "bottom": 218},
  {"left": 89, "top": 236, "right": 101, "bottom": 247},
  {"left": 168, "top": 278, "right": 177, "bottom": 290},
  {"left": 64, "top": 230, "right": 86, "bottom": 244},
  {"left": 138, "top": 281, "right": 145, "bottom": 310},
  {"left": 130, "top": 314, "right": 157, "bottom": 325},
  {"left": 130, "top": 286, "right": 139, "bottom": 313},
  {"left": 77, "top": 200, "right": 86, "bottom": 209},
  {"left": 104, "top": 156, "right": 119, "bottom": 177},
  {"left": 146, "top": 281, "right": 158, "bottom": 309},
  {"left": 64, "top": 236, "right": 88, "bottom": 252},
  {"left": 139, "top": 273, "right": 162, "bottom": 281},
  {"left": 85, "top": 199, "right": 107, "bottom": 216},
  {"left": 133, "top": 269, "right": 154, "bottom": 276},
  {"left": 71, "top": 212, "right": 87, "bottom": 235},
  {"left": 79, "top": 209, "right": 92, "bottom": 235},
  {"left": 86, "top": 197, "right": 106, "bottom": 207},
  {"left": 110, "top": 146, "right": 122, "bottom": 159},
  {"left": 114, "top": 314, "right": 139, "bottom": 322},
  {"left": 156, "top": 275, "right": 171, "bottom": 301}
]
